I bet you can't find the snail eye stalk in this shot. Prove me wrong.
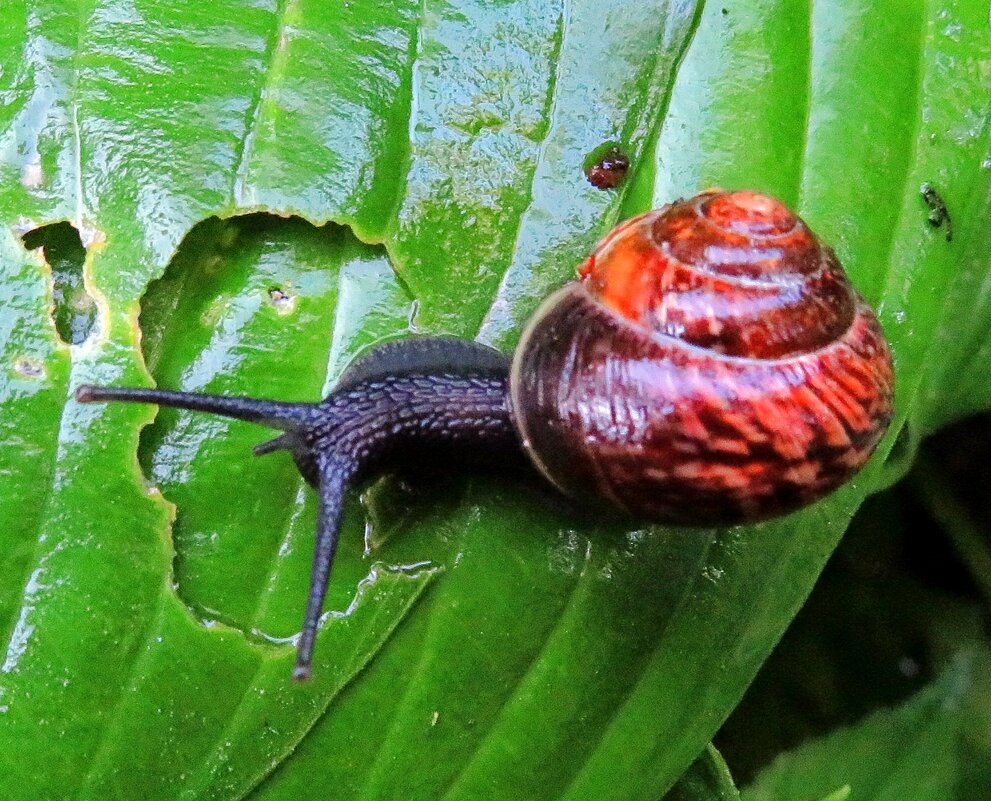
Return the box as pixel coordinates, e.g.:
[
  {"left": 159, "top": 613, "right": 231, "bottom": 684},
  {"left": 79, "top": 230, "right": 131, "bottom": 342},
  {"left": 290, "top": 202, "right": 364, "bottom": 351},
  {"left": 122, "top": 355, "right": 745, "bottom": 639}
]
[{"left": 292, "top": 459, "right": 351, "bottom": 682}]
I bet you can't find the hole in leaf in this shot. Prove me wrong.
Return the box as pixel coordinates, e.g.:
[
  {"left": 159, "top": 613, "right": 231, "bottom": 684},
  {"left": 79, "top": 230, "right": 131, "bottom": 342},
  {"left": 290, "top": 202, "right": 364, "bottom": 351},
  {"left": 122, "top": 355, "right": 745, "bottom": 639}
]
[
  {"left": 22, "top": 222, "right": 95, "bottom": 346},
  {"left": 134, "top": 212, "right": 416, "bottom": 640}
]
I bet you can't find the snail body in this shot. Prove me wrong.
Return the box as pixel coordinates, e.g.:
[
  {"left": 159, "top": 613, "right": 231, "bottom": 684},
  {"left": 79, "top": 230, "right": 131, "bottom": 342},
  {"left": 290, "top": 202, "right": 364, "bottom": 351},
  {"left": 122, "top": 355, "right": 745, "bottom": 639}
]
[{"left": 76, "top": 190, "right": 894, "bottom": 679}]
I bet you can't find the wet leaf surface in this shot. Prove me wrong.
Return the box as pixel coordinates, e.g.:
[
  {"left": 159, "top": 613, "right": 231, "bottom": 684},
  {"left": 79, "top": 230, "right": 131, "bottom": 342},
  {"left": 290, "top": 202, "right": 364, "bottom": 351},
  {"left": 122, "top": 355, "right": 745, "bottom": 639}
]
[{"left": 0, "top": 2, "right": 989, "bottom": 799}]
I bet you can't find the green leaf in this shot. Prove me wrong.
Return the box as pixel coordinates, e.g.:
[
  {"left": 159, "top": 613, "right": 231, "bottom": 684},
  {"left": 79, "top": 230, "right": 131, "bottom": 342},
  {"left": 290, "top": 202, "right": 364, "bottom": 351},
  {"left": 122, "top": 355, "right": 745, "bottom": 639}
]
[
  {"left": 741, "top": 651, "right": 991, "bottom": 801},
  {"left": 665, "top": 745, "right": 741, "bottom": 801},
  {"left": 0, "top": 2, "right": 989, "bottom": 801}
]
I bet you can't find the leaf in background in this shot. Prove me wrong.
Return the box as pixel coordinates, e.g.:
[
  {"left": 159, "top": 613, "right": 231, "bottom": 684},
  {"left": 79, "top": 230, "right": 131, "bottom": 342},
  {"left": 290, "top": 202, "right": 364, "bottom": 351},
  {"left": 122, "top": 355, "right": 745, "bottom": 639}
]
[
  {"left": 715, "top": 484, "right": 989, "bottom": 782},
  {"left": 664, "top": 745, "right": 741, "bottom": 801},
  {"left": 0, "top": 2, "right": 989, "bottom": 801},
  {"left": 741, "top": 650, "right": 991, "bottom": 801}
]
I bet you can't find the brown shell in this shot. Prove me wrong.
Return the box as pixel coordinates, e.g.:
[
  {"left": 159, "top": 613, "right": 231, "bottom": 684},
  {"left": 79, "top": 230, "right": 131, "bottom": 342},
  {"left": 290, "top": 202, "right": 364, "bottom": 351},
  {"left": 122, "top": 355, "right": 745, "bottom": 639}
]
[{"left": 510, "top": 191, "right": 894, "bottom": 525}]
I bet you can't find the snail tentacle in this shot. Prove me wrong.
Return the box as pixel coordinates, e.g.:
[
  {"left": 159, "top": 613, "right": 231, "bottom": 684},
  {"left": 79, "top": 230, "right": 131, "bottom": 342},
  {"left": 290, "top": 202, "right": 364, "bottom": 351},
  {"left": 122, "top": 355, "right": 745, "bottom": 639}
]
[
  {"left": 74, "top": 385, "right": 312, "bottom": 431},
  {"left": 293, "top": 457, "right": 352, "bottom": 682}
]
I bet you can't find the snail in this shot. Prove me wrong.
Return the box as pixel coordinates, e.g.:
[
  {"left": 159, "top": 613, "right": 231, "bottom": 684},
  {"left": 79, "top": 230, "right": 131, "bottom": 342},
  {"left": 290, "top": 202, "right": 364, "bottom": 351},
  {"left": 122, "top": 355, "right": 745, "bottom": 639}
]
[{"left": 76, "top": 190, "right": 895, "bottom": 680}]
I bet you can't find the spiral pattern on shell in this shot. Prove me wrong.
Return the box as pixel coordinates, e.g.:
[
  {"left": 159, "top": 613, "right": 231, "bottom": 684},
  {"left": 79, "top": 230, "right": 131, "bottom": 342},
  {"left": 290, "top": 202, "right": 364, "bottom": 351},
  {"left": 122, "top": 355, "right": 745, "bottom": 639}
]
[{"left": 510, "top": 190, "right": 895, "bottom": 524}]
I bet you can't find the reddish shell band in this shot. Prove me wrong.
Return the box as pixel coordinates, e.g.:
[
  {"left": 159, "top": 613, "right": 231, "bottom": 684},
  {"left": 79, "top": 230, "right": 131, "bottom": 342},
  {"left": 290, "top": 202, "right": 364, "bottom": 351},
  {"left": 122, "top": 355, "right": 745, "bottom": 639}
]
[{"left": 578, "top": 191, "right": 854, "bottom": 360}]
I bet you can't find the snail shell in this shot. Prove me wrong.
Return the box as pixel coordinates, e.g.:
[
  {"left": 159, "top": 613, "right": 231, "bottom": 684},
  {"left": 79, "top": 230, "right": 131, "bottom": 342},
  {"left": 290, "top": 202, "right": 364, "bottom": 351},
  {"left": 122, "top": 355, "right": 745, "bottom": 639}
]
[{"left": 510, "top": 190, "right": 894, "bottom": 524}]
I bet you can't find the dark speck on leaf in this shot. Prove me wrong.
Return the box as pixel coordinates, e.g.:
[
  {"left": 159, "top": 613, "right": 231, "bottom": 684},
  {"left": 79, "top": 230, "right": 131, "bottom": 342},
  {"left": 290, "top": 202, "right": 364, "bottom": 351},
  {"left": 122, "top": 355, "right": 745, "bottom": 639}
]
[
  {"left": 586, "top": 147, "right": 630, "bottom": 190},
  {"left": 920, "top": 182, "right": 952, "bottom": 242}
]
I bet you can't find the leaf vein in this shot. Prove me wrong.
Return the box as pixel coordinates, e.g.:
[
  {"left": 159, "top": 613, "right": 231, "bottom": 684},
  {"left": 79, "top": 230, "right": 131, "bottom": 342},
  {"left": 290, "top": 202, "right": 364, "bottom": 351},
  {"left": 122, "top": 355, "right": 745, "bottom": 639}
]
[
  {"left": 75, "top": 593, "right": 170, "bottom": 796},
  {"left": 231, "top": 0, "right": 295, "bottom": 208},
  {"left": 474, "top": 0, "right": 568, "bottom": 340},
  {"left": 434, "top": 537, "right": 591, "bottom": 801},
  {"left": 558, "top": 532, "right": 718, "bottom": 801},
  {"left": 874, "top": 6, "right": 928, "bottom": 306}
]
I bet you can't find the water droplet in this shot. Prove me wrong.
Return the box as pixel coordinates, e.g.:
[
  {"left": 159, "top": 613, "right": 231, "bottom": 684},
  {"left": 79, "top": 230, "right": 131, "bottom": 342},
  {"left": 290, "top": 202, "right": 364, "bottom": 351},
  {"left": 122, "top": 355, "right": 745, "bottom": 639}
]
[
  {"left": 14, "top": 357, "right": 45, "bottom": 379},
  {"left": 898, "top": 655, "right": 921, "bottom": 677},
  {"left": 21, "top": 161, "right": 43, "bottom": 188},
  {"left": 268, "top": 286, "right": 298, "bottom": 316}
]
